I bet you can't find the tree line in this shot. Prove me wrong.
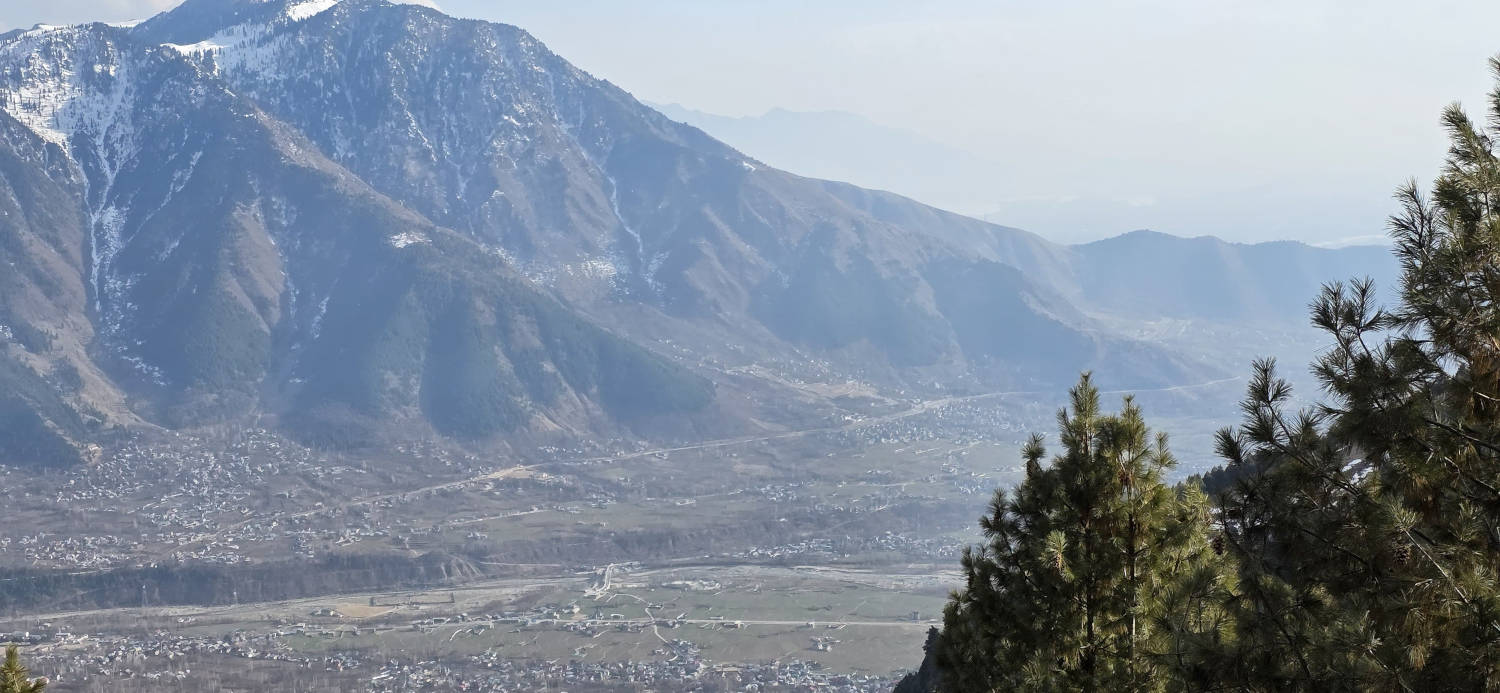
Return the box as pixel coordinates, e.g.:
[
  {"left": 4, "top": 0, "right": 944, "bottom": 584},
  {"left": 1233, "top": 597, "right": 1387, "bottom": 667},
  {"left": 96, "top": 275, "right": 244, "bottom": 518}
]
[{"left": 902, "top": 59, "right": 1500, "bottom": 692}]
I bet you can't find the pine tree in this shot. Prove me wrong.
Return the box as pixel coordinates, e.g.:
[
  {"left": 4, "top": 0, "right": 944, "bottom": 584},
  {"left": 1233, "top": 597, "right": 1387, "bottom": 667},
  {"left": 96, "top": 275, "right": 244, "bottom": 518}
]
[
  {"left": 935, "top": 374, "right": 1233, "bottom": 692},
  {"left": 0, "top": 645, "right": 45, "bottom": 693},
  {"left": 1205, "top": 57, "right": 1500, "bottom": 691},
  {"left": 894, "top": 628, "right": 945, "bottom": 693}
]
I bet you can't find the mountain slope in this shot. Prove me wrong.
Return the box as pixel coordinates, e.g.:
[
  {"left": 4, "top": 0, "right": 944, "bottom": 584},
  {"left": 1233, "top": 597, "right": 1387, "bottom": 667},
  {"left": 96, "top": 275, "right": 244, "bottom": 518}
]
[
  {"left": 1067, "top": 230, "right": 1397, "bottom": 322},
  {"left": 0, "top": 107, "right": 113, "bottom": 466},
  {"left": 132, "top": 0, "right": 1198, "bottom": 388},
  {"left": 1, "top": 0, "right": 1323, "bottom": 465},
  {"left": 0, "top": 19, "right": 715, "bottom": 463},
  {"left": 655, "top": 102, "right": 1399, "bottom": 320}
]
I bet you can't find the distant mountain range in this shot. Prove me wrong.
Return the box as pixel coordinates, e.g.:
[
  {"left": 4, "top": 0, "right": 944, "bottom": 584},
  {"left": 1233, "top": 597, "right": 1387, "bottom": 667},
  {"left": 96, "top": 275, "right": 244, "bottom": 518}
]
[
  {"left": 0, "top": 0, "right": 1396, "bottom": 466},
  {"left": 1065, "top": 230, "right": 1395, "bottom": 322}
]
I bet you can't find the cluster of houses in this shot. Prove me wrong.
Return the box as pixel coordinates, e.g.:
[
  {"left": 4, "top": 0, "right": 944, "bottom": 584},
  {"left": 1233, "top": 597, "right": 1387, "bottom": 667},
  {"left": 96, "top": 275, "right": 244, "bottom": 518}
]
[
  {"left": 828, "top": 397, "right": 1028, "bottom": 450},
  {"left": 23, "top": 629, "right": 364, "bottom": 689},
  {"left": 731, "top": 532, "right": 964, "bottom": 563},
  {"left": 440, "top": 645, "right": 898, "bottom": 691},
  {"left": 15, "top": 615, "right": 900, "bottom": 692}
]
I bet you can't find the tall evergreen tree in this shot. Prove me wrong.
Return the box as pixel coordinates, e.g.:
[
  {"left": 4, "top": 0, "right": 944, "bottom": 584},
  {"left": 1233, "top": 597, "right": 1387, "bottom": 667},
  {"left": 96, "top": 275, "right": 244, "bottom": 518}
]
[
  {"left": 1206, "top": 58, "right": 1500, "bottom": 691},
  {"left": 894, "top": 628, "right": 945, "bottom": 693},
  {"left": 0, "top": 646, "right": 45, "bottom": 693},
  {"left": 936, "top": 375, "right": 1233, "bottom": 692}
]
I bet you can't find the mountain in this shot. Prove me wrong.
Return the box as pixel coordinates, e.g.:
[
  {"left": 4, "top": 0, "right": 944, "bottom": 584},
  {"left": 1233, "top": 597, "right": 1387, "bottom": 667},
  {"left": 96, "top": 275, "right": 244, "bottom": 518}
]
[
  {"left": 1065, "top": 230, "right": 1398, "bottom": 323},
  {"left": 130, "top": 0, "right": 1207, "bottom": 379},
  {"left": 0, "top": 0, "right": 1390, "bottom": 466},
  {"left": 131, "top": 1, "right": 1133, "bottom": 377},
  {"left": 650, "top": 106, "right": 1399, "bottom": 323},
  {"left": 0, "top": 110, "right": 97, "bottom": 466},
  {"left": 0, "top": 14, "right": 715, "bottom": 462}
]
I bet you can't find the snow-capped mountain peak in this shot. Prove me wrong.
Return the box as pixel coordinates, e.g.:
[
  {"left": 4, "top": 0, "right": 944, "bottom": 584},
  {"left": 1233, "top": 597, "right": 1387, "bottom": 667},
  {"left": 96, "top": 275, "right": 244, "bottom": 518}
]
[{"left": 0, "top": 24, "right": 133, "bottom": 149}]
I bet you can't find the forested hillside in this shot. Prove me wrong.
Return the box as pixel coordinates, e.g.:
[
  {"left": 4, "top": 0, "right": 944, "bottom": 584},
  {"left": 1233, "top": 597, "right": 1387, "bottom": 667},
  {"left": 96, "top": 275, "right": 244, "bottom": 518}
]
[{"left": 904, "top": 61, "right": 1500, "bottom": 692}]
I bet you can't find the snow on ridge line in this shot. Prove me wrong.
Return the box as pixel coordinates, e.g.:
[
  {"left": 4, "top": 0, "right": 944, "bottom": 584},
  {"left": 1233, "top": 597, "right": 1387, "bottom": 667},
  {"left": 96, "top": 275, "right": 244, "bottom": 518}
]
[
  {"left": 5, "top": 0, "right": 451, "bottom": 146},
  {"left": 284, "top": 0, "right": 443, "bottom": 23},
  {"left": 389, "top": 231, "right": 430, "bottom": 248},
  {"left": 165, "top": 0, "right": 444, "bottom": 57},
  {"left": 11, "top": 24, "right": 70, "bottom": 41},
  {"left": 284, "top": 0, "right": 340, "bottom": 22}
]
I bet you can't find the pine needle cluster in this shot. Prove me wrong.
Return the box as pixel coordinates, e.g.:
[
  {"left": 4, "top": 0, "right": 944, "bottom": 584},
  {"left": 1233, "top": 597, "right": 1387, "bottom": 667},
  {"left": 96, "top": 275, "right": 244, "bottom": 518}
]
[{"left": 0, "top": 646, "right": 45, "bottom": 693}]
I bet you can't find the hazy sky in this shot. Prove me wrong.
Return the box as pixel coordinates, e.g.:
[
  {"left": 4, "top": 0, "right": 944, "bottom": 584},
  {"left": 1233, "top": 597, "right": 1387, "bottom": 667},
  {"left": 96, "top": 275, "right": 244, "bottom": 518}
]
[{"left": 4, "top": 0, "right": 1500, "bottom": 244}]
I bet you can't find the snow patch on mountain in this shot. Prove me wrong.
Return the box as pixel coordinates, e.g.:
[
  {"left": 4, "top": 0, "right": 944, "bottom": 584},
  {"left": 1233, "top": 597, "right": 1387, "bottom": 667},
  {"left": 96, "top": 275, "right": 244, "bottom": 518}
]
[
  {"left": 0, "top": 25, "right": 148, "bottom": 330},
  {"left": 283, "top": 0, "right": 444, "bottom": 17},
  {"left": 284, "top": 0, "right": 340, "bottom": 22},
  {"left": 162, "top": 1, "right": 395, "bottom": 80},
  {"left": 163, "top": 20, "right": 271, "bottom": 64},
  {"left": 0, "top": 25, "right": 122, "bottom": 148},
  {"left": 148, "top": 150, "right": 205, "bottom": 261},
  {"left": 389, "top": 231, "right": 430, "bottom": 248}
]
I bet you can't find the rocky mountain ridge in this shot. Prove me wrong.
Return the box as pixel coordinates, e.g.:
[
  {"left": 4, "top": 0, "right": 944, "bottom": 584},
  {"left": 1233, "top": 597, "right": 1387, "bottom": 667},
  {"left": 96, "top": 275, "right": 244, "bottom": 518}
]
[{"left": 0, "top": 0, "right": 1394, "bottom": 466}]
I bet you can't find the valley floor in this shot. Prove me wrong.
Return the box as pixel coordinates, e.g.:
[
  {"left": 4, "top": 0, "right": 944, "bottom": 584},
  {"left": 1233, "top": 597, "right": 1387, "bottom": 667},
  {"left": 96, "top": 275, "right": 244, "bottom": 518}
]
[
  {"left": 8, "top": 562, "right": 953, "bottom": 691},
  {"left": 0, "top": 375, "right": 1251, "bottom": 691}
]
